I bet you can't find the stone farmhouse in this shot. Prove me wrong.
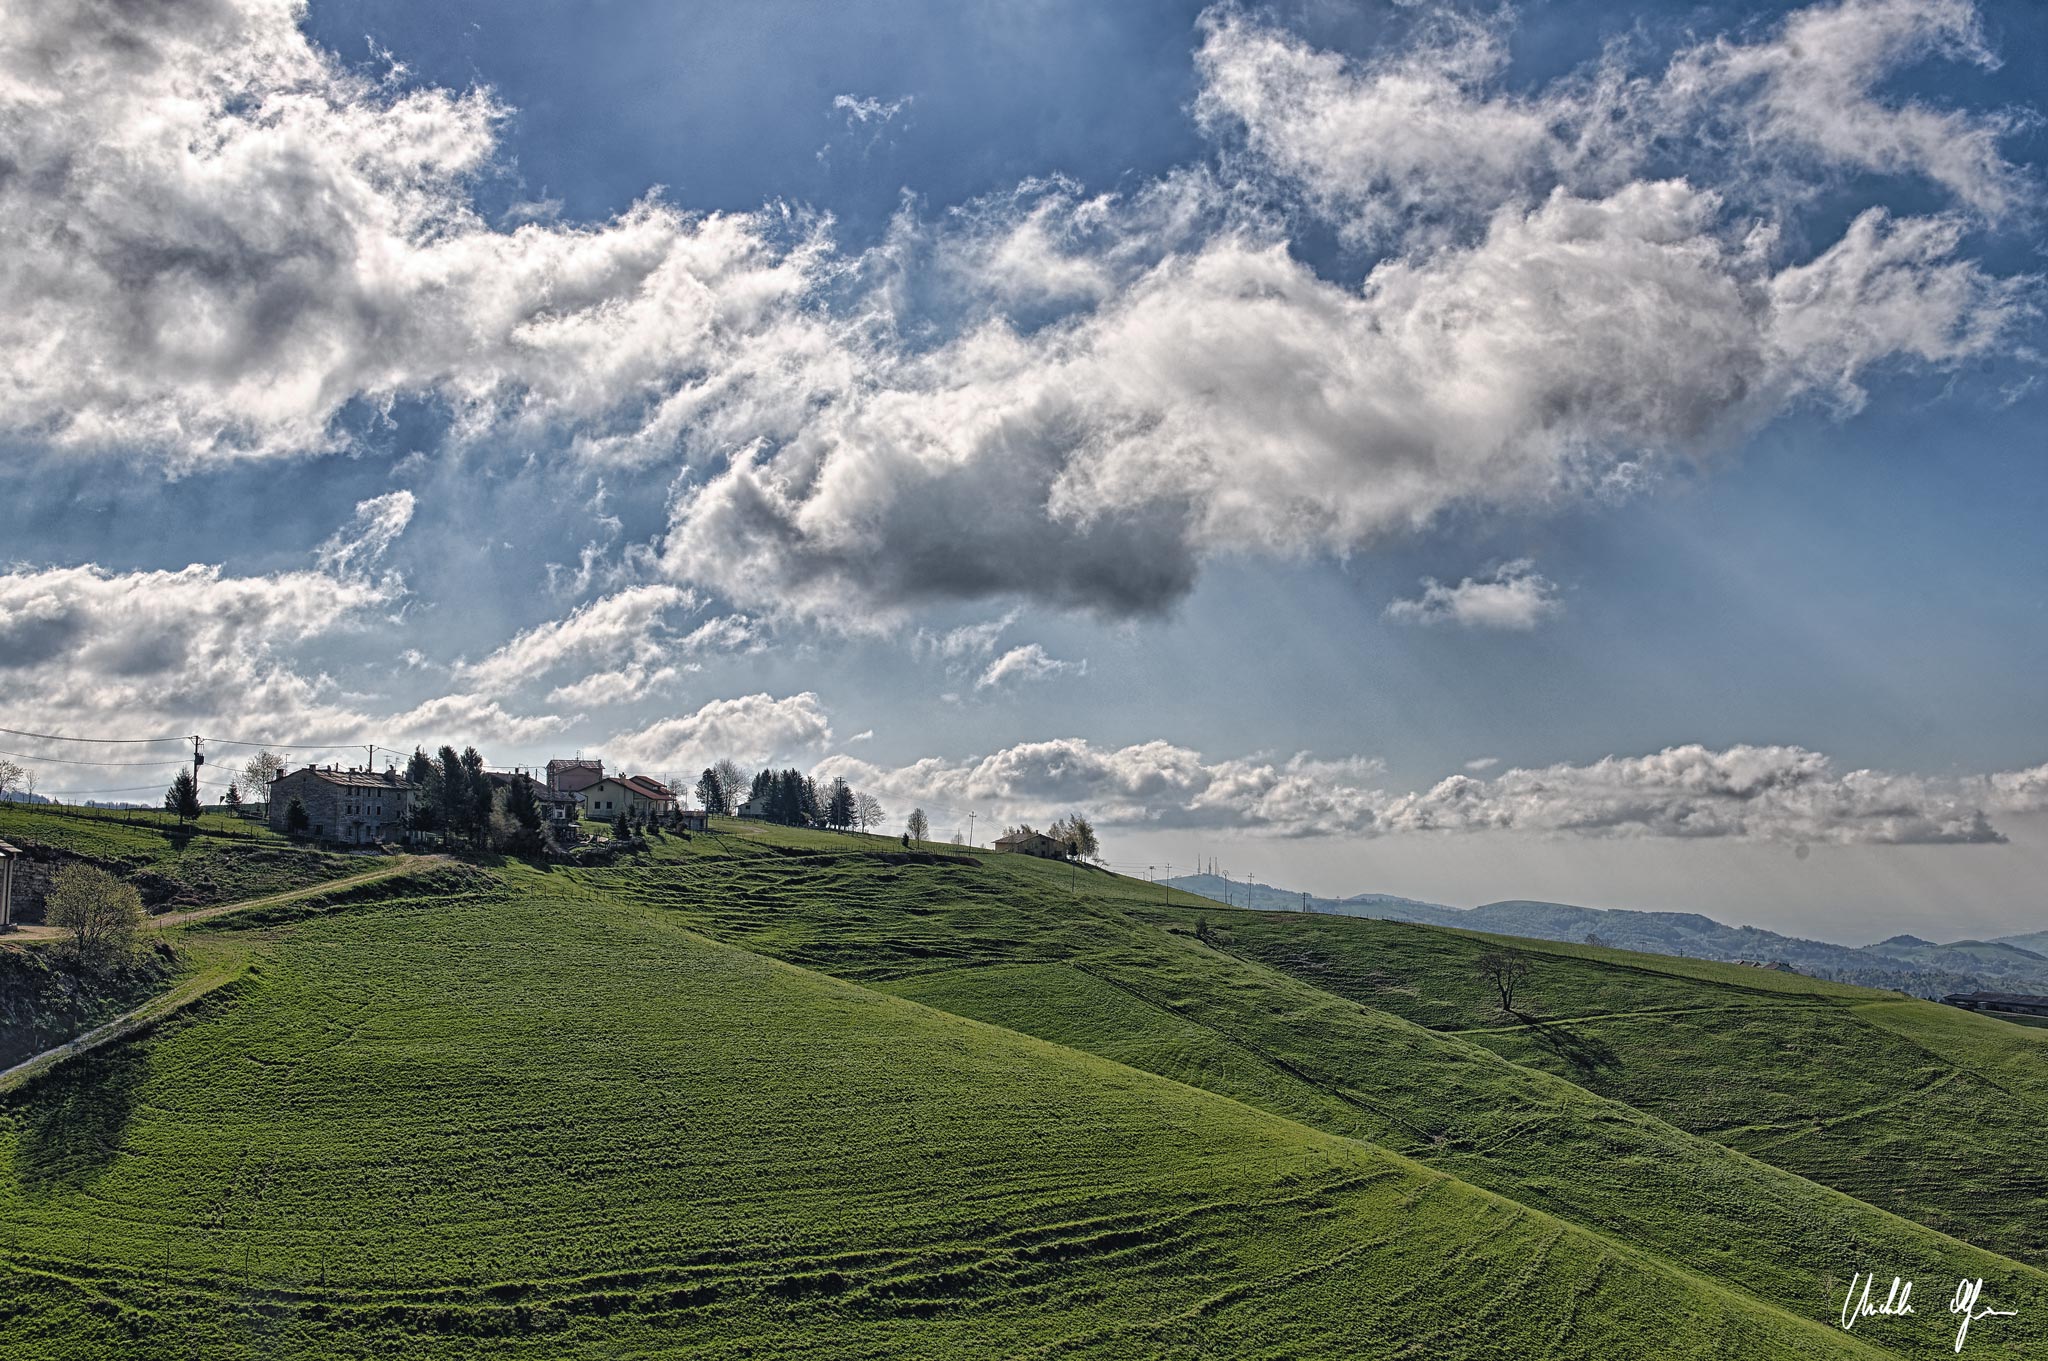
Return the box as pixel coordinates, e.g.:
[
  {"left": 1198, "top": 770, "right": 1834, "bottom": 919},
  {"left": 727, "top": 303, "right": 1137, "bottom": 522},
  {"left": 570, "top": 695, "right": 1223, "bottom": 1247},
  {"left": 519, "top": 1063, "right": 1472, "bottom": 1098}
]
[
  {"left": 268, "top": 766, "right": 413, "bottom": 845},
  {"left": 546, "top": 758, "right": 606, "bottom": 795},
  {"left": 993, "top": 829, "right": 1069, "bottom": 859}
]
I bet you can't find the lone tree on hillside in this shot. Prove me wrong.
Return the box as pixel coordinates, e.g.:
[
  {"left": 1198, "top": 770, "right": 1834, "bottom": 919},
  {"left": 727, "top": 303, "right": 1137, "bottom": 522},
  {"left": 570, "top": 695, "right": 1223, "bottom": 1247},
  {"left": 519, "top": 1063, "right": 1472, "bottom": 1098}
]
[
  {"left": 165, "top": 770, "right": 202, "bottom": 824},
  {"left": 223, "top": 783, "right": 242, "bottom": 813},
  {"left": 906, "top": 808, "right": 929, "bottom": 842},
  {"left": 696, "top": 768, "right": 727, "bottom": 816},
  {"left": 46, "top": 864, "right": 146, "bottom": 964},
  {"left": 1477, "top": 948, "right": 1534, "bottom": 1015},
  {"left": 0, "top": 757, "right": 25, "bottom": 801},
  {"left": 286, "top": 796, "right": 311, "bottom": 837},
  {"left": 240, "top": 751, "right": 285, "bottom": 811}
]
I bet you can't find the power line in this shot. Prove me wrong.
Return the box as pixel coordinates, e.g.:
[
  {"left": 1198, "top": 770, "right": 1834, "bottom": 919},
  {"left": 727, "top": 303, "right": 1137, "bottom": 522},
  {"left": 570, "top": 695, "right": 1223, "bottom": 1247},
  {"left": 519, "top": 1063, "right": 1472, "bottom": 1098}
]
[
  {"left": 0, "top": 747, "right": 191, "bottom": 767},
  {"left": 0, "top": 724, "right": 186, "bottom": 745}
]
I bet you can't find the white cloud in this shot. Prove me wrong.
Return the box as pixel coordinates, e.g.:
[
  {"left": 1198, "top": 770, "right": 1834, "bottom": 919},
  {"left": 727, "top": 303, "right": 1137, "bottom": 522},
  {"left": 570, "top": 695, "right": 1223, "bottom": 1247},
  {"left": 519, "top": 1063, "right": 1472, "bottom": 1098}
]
[
  {"left": 822, "top": 737, "right": 2023, "bottom": 846},
  {"left": 0, "top": 0, "right": 2031, "bottom": 632},
  {"left": 977, "top": 643, "right": 1086, "bottom": 689},
  {"left": 1659, "top": 0, "right": 2031, "bottom": 218},
  {"left": 0, "top": 0, "right": 831, "bottom": 462},
  {"left": 1465, "top": 757, "right": 1501, "bottom": 772},
  {"left": 458, "top": 585, "right": 696, "bottom": 696},
  {"left": 602, "top": 692, "right": 832, "bottom": 775},
  {"left": 1386, "top": 559, "right": 1562, "bottom": 630},
  {"left": 832, "top": 93, "right": 913, "bottom": 126},
  {"left": 315, "top": 491, "right": 417, "bottom": 577}
]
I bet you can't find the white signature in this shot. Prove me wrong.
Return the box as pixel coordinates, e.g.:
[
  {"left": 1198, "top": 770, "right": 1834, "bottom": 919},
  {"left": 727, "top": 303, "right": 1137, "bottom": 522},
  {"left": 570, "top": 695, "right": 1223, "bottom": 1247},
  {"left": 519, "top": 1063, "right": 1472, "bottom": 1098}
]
[{"left": 1838, "top": 1272, "right": 2016, "bottom": 1352}]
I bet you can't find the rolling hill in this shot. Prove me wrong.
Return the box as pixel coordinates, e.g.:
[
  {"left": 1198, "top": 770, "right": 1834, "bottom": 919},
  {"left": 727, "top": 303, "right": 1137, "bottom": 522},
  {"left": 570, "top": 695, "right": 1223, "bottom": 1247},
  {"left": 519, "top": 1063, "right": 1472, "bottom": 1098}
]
[
  {"left": 1163, "top": 871, "right": 2048, "bottom": 997},
  {"left": 2, "top": 813, "right": 2043, "bottom": 1357}
]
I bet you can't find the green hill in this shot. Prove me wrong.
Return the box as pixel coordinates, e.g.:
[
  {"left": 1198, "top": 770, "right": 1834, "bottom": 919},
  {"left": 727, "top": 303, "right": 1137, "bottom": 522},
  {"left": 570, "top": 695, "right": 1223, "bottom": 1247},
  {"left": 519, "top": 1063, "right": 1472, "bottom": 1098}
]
[{"left": 2, "top": 819, "right": 2043, "bottom": 1357}]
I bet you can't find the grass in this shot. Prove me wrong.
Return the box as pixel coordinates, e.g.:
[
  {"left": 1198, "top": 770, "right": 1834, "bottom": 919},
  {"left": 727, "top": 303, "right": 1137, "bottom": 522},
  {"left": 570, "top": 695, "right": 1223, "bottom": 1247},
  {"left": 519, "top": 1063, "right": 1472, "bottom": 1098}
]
[
  {"left": 0, "top": 816, "right": 2042, "bottom": 1356},
  {"left": 0, "top": 804, "right": 360, "bottom": 915},
  {"left": 0, "top": 868, "right": 1873, "bottom": 1359},
  {"left": 1194, "top": 909, "right": 2048, "bottom": 1267}
]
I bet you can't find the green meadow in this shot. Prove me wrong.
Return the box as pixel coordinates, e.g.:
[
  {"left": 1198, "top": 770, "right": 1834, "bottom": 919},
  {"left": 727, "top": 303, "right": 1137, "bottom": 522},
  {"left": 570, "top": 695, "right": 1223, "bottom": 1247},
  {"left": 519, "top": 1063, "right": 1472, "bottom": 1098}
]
[{"left": 0, "top": 815, "right": 2041, "bottom": 1357}]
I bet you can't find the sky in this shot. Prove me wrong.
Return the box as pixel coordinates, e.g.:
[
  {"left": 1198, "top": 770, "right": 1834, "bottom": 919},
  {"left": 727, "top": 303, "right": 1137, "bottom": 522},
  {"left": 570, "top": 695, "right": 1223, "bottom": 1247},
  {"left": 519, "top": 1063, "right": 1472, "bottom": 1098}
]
[{"left": 1, "top": 0, "right": 2044, "bottom": 943}]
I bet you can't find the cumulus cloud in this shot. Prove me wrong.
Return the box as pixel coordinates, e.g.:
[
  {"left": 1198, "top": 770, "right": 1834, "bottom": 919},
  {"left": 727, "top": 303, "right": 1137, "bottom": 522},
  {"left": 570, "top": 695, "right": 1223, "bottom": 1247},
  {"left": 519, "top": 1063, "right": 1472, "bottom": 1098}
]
[
  {"left": 602, "top": 692, "right": 832, "bottom": 775},
  {"left": 0, "top": 557, "right": 564, "bottom": 763},
  {"left": 821, "top": 737, "right": 2027, "bottom": 845},
  {"left": 977, "top": 643, "right": 1086, "bottom": 689},
  {"left": 1386, "top": 559, "right": 1561, "bottom": 630},
  {"left": 0, "top": 0, "right": 2033, "bottom": 630},
  {"left": 0, "top": 0, "right": 829, "bottom": 462}
]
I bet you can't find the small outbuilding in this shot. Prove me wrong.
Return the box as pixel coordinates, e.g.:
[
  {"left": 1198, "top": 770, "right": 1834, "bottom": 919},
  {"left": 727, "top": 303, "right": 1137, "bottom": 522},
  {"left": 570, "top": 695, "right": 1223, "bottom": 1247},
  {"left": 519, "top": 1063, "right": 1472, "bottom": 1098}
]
[{"left": 0, "top": 839, "right": 19, "bottom": 931}]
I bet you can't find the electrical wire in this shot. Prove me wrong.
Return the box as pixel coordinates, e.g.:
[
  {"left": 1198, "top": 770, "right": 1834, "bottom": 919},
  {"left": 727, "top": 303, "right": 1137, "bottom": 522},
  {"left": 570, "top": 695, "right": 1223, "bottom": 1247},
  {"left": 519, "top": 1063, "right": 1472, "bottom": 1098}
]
[
  {"left": 0, "top": 747, "right": 191, "bottom": 767},
  {"left": 0, "top": 724, "right": 186, "bottom": 745}
]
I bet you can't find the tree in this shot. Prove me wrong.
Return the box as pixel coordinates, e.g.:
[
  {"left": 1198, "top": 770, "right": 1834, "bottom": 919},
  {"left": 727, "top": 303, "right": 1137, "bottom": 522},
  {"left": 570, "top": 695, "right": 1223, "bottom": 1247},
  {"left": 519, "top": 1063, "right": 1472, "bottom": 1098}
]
[
  {"left": 0, "top": 757, "right": 24, "bottom": 801},
  {"left": 1476, "top": 948, "right": 1534, "bottom": 1014},
  {"left": 224, "top": 783, "right": 242, "bottom": 813},
  {"left": 612, "top": 811, "right": 629, "bottom": 840},
  {"left": 696, "top": 768, "right": 726, "bottom": 816},
  {"left": 506, "top": 775, "right": 542, "bottom": 851},
  {"left": 241, "top": 751, "right": 285, "bottom": 810},
  {"left": 714, "top": 759, "right": 747, "bottom": 814},
  {"left": 951, "top": 830, "right": 965, "bottom": 846},
  {"left": 462, "top": 748, "right": 491, "bottom": 850},
  {"left": 286, "top": 796, "right": 310, "bottom": 837},
  {"left": 827, "top": 778, "right": 855, "bottom": 830},
  {"left": 165, "top": 770, "right": 202, "bottom": 823},
  {"left": 1048, "top": 813, "right": 1099, "bottom": 861},
  {"left": 906, "top": 807, "right": 929, "bottom": 842},
  {"left": 46, "top": 864, "right": 146, "bottom": 964},
  {"left": 436, "top": 746, "right": 467, "bottom": 844},
  {"left": 855, "top": 792, "right": 883, "bottom": 834}
]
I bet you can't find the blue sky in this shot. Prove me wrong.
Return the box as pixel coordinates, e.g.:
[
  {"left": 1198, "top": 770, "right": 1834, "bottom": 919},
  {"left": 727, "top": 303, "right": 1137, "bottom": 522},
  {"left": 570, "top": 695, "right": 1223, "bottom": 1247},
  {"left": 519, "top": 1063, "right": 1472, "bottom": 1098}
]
[{"left": 1, "top": 0, "right": 2044, "bottom": 939}]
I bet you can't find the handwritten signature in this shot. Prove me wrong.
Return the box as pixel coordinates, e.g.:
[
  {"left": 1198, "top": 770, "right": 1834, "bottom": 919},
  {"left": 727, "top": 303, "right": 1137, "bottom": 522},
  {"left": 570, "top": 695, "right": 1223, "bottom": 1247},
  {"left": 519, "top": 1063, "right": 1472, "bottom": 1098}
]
[{"left": 1839, "top": 1272, "right": 2016, "bottom": 1353}]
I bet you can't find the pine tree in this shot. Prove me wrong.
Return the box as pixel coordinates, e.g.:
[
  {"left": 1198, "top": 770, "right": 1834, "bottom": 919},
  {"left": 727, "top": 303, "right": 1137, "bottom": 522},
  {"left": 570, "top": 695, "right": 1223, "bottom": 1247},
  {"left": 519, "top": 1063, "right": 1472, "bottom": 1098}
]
[
  {"left": 165, "top": 770, "right": 202, "bottom": 823},
  {"left": 696, "top": 768, "right": 725, "bottom": 816},
  {"left": 437, "top": 746, "right": 467, "bottom": 843},
  {"left": 827, "top": 778, "right": 855, "bottom": 830},
  {"left": 223, "top": 783, "right": 242, "bottom": 812}
]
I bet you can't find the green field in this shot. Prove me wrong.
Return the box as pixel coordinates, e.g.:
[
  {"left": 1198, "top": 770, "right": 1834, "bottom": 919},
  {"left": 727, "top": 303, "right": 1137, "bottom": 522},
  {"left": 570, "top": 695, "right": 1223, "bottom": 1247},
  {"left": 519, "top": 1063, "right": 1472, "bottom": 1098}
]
[
  {"left": 0, "top": 804, "right": 357, "bottom": 915},
  {"left": 1, "top": 817, "right": 2042, "bottom": 1357}
]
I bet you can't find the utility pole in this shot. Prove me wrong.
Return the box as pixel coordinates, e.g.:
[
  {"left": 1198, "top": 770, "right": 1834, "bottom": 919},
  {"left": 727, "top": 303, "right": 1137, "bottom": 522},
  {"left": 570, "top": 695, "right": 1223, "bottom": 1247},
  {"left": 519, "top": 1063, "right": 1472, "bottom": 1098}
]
[
  {"left": 366, "top": 744, "right": 377, "bottom": 774},
  {"left": 191, "top": 736, "right": 205, "bottom": 815},
  {"left": 968, "top": 811, "right": 977, "bottom": 847}
]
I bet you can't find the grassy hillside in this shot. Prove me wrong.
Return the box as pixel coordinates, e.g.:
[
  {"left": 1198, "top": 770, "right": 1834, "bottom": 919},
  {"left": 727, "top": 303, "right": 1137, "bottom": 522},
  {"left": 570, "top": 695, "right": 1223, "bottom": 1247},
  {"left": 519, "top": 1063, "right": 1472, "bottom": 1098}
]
[
  {"left": 3, "top": 819, "right": 2043, "bottom": 1356},
  {"left": 1165, "top": 909, "right": 2048, "bottom": 1267},
  {"left": 0, "top": 804, "right": 356, "bottom": 915},
  {"left": 0, "top": 867, "right": 1869, "bottom": 1359},
  {"left": 587, "top": 822, "right": 2048, "bottom": 1356}
]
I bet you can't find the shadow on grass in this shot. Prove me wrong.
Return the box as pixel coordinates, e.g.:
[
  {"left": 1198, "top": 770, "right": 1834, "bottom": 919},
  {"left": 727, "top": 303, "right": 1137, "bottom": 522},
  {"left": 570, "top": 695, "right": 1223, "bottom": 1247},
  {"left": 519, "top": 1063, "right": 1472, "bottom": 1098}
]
[
  {"left": 1513, "top": 1013, "right": 1622, "bottom": 1076},
  {"left": 8, "top": 1044, "right": 149, "bottom": 1195}
]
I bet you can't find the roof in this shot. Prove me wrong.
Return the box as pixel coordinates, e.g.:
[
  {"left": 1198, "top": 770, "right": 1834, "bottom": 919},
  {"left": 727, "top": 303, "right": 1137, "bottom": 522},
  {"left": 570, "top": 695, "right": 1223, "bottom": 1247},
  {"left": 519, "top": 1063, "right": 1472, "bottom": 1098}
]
[
  {"left": 0, "top": 840, "right": 19, "bottom": 856},
  {"left": 286, "top": 766, "right": 411, "bottom": 791},
  {"left": 548, "top": 757, "right": 602, "bottom": 772},
  {"left": 618, "top": 775, "right": 674, "bottom": 800}
]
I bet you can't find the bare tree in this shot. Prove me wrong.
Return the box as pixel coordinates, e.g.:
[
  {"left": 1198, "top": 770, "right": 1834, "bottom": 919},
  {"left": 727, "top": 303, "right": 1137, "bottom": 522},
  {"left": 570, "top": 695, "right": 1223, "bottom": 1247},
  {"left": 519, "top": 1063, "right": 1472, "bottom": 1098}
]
[
  {"left": 1476, "top": 948, "right": 1534, "bottom": 1015},
  {"left": 242, "top": 751, "right": 285, "bottom": 811},
  {"left": 713, "top": 759, "right": 747, "bottom": 815},
  {"left": 0, "top": 757, "right": 23, "bottom": 801},
  {"left": 855, "top": 792, "right": 883, "bottom": 834},
  {"left": 906, "top": 807, "right": 929, "bottom": 842},
  {"left": 47, "top": 864, "right": 146, "bottom": 963}
]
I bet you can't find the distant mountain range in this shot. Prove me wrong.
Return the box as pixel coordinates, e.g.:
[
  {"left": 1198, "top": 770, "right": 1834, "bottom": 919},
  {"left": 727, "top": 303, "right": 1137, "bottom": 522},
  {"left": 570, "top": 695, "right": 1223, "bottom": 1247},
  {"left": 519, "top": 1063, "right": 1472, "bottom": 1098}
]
[{"left": 1160, "top": 873, "right": 2048, "bottom": 999}]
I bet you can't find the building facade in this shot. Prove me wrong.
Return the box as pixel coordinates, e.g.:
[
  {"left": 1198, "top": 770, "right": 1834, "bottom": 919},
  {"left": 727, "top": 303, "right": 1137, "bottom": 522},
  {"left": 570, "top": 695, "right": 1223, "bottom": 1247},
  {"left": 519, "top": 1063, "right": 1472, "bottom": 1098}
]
[
  {"left": 547, "top": 759, "right": 605, "bottom": 794},
  {"left": 583, "top": 775, "right": 676, "bottom": 822},
  {"left": 268, "top": 767, "right": 414, "bottom": 845},
  {"left": 992, "top": 830, "right": 1069, "bottom": 859}
]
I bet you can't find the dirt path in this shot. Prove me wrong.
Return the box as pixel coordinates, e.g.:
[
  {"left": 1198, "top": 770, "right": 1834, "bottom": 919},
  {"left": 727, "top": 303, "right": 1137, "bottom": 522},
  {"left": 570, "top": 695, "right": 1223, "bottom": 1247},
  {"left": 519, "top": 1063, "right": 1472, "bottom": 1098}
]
[
  {"left": 151, "top": 854, "right": 442, "bottom": 927},
  {"left": 0, "top": 854, "right": 444, "bottom": 1092}
]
